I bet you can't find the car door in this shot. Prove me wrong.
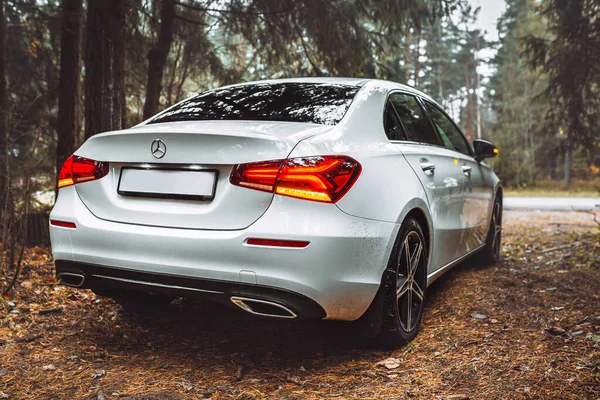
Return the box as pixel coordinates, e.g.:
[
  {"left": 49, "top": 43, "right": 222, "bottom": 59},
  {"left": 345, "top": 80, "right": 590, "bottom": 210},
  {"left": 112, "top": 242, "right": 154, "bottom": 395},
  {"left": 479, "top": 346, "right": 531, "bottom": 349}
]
[
  {"left": 385, "top": 92, "right": 467, "bottom": 273},
  {"left": 421, "top": 100, "right": 494, "bottom": 253}
]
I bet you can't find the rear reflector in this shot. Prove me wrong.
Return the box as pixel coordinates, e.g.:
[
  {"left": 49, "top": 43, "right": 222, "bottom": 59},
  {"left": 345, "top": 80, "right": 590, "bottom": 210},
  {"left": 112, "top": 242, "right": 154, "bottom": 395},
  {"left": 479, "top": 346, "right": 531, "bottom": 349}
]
[
  {"left": 58, "top": 155, "right": 109, "bottom": 189},
  {"left": 230, "top": 156, "right": 361, "bottom": 203},
  {"left": 246, "top": 238, "right": 310, "bottom": 248},
  {"left": 50, "top": 220, "right": 77, "bottom": 229}
]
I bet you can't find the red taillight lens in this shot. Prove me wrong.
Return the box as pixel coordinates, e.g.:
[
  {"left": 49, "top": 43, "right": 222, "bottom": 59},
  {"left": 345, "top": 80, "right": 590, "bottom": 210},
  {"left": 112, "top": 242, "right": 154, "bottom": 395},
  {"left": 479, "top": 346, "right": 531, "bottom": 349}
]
[
  {"left": 230, "top": 156, "right": 361, "bottom": 203},
  {"left": 50, "top": 220, "right": 77, "bottom": 229},
  {"left": 229, "top": 159, "right": 282, "bottom": 192},
  {"left": 58, "top": 155, "right": 109, "bottom": 188},
  {"left": 246, "top": 238, "right": 310, "bottom": 248}
]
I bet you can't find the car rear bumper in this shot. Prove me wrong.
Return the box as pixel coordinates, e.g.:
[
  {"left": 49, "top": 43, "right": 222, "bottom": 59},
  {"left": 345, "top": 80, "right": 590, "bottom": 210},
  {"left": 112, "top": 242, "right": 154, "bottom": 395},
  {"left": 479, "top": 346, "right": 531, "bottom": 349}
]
[
  {"left": 50, "top": 186, "right": 398, "bottom": 320},
  {"left": 55, "top": 260, "right": 326, "bottom": 319}
]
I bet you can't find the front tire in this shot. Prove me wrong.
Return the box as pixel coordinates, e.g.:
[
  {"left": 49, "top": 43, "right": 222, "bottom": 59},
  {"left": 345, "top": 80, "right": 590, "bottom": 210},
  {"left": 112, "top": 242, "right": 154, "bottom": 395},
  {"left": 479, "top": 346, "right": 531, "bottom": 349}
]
[
  {"left": 379, "top": 217, "right": 428, "bottom": 348},
  {"left": 477, "top": 196, "right": 502, "bottom": 266}
]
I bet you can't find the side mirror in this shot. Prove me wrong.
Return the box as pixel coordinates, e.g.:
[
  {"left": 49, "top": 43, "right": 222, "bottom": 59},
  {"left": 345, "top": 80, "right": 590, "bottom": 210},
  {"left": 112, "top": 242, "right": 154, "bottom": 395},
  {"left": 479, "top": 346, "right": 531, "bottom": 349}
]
[{"left": 473, "top": 139, "right": 499, "bottom": 162}]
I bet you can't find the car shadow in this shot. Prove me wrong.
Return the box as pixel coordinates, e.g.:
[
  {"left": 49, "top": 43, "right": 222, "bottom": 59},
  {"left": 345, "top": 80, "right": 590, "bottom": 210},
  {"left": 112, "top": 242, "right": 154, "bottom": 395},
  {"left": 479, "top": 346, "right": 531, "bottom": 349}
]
[{"left": 74, "top": 260, "right": 476, "bottom": 378}]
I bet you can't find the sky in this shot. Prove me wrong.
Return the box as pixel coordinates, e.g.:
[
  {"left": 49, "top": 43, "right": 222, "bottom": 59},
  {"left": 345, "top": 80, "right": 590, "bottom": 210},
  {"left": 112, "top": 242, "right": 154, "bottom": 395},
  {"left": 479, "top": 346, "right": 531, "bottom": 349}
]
[
  {"left": 467, "top": 0, "right": 507, "bottom": 42},
  {"left": 466, "top": 0, "right": 507, "bottom": 77}
]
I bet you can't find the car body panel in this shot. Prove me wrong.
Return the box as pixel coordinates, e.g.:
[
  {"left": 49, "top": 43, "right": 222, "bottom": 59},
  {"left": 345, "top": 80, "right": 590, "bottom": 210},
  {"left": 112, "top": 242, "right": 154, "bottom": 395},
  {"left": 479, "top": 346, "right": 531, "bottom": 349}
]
[{"left": 50, "top": 185, "right": 397, "bottom": 320}]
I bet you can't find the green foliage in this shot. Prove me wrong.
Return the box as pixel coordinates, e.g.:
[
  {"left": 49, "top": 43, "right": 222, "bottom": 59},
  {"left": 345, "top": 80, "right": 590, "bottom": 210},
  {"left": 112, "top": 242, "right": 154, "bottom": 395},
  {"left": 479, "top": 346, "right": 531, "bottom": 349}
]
[
  {"left": 487, "top": 0, "right": 551, "bottom": 186},
  {"left": 523, "top": 0, "right": 600, "bottom": 153}
]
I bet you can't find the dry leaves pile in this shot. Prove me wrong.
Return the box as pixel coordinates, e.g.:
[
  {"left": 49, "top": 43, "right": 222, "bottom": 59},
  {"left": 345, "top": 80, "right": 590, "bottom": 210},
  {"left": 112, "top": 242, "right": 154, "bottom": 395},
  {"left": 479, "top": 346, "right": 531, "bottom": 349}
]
[{"left": 0, "top": 211, "right": 599, "bottom": 399}]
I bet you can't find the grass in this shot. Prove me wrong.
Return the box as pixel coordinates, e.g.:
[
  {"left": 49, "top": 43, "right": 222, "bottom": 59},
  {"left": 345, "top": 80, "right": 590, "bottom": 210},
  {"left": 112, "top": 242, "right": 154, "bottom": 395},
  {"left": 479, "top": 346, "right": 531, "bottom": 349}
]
[{"left": 504, "top": 178, "right": 600, "bottom": 197}]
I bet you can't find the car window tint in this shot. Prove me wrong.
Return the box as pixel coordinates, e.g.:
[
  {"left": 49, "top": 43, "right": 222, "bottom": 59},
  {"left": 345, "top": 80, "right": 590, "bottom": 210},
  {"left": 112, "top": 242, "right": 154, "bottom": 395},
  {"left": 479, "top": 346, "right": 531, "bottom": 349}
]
[
  {"left": 423, "top": 101, "right": 472, "bottom": 155},
  {"left": 389, "top": 93, "right": 441, "bottom": 146},
  {"left": 149, "top": 83, "right": 359, "bottom": 126},
  {"left": 384, "top": 101, "right": 407, "bottom": 141}
]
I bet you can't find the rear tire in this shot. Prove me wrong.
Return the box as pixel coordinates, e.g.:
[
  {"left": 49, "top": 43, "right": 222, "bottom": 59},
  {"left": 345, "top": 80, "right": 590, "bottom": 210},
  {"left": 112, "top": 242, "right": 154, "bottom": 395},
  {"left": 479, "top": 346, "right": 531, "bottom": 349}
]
[
  {"left": 378, "top": 217, "right": 428, "bottom": 348},
  {"left": 477, "top": 196, "right": 502, "bottom": 266},
  {"left": 92, "top": 289, "right": 174, "bottom": 311}
]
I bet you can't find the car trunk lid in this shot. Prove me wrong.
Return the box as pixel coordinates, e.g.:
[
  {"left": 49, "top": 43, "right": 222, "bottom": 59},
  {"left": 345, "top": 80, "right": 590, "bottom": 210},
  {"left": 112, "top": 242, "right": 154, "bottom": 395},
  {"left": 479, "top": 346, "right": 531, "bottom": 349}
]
[{"left": 73, "top": 120, "right": 332, "bottom": 230}]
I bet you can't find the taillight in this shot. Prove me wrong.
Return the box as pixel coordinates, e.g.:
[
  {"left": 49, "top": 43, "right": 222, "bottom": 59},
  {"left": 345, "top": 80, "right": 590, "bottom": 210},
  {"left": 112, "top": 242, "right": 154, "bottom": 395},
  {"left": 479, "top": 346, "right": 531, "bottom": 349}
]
[
  {"left": 58, "top": 155, "right": 109, "bottom": 189},
  {"left": 230, "top": 156, "right": 361, "bottom": 203}
]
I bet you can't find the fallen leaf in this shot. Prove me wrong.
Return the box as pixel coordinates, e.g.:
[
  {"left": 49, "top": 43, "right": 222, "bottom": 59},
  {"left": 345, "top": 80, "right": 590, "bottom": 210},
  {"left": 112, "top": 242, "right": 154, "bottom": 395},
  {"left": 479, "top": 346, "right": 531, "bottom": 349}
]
[
  {"left": 471, "top": 313, "right": 487, "bottom": 319},
  {"left": 0, "top": 368, "right": 7, "bottom": 377},
  {"left": 377, "top": 357, "right": 401, "bottom": 369},
  {"left": 181, "top": 380, "right": 194, "bottom": 392},
  {"left": 586, "top": 333, "right": 600, "bottom": 342},
  {"left": 91, "top": 369, "right": 106, "bottom": 379}
]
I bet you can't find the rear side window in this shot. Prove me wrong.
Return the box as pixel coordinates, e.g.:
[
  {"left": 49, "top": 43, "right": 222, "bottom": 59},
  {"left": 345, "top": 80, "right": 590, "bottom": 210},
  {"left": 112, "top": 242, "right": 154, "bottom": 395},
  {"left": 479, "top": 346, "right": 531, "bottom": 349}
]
[
  {"left": 422, "top": 101, "right": 472, "bottom": 155},
  {"left": 384, "top": 101, "right": 407, "bottom": 141},
  {"left": 149, "top": 83, "right": 360, "bottom": 126},
  {"left": 389, "top": 93, "right": 441, "bottom": 146}
]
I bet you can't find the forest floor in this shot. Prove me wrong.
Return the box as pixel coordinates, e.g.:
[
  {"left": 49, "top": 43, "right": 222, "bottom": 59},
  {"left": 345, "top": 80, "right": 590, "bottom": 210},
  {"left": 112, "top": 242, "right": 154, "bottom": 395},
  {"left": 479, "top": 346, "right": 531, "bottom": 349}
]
[{"left": 0, "top": 211, "right": 599, "bottom": 400}]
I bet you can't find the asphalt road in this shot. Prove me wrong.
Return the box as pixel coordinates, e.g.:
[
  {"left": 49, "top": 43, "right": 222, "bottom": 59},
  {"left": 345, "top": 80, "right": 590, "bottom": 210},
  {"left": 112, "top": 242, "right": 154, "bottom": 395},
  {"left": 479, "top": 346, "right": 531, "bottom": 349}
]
[{"left": 504, "top": 196, "right": 600, "bottom": 211}]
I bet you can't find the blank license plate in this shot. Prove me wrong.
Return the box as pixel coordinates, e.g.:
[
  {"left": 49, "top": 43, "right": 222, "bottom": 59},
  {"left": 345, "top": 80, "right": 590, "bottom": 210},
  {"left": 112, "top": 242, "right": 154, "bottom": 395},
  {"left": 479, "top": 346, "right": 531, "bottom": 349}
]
[{"left": 118, "top": 168, "right": 217, "bottom": 201}]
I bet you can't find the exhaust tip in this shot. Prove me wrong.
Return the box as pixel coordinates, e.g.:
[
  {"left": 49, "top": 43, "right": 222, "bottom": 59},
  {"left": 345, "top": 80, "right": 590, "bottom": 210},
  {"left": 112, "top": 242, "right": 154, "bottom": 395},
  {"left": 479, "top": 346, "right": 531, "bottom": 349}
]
[
  {"left": 57, "top": 272, "right": 85, "bottom": 288},
  {"left": 230, "top": 296, "right": 297, "bottom": 319}
]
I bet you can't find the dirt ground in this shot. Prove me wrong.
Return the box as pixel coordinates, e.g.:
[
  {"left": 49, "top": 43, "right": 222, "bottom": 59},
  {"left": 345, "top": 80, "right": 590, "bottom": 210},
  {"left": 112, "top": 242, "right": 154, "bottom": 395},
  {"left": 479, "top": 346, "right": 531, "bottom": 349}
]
[{"left": 1, "top": 211, "right": 599, "bottom": 399}]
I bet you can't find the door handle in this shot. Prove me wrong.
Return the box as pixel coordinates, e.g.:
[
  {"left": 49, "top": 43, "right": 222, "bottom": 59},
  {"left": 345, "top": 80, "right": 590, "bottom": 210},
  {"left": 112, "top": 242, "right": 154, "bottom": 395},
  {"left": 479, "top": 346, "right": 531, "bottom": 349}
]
[
  {"left": 420, "top": 162, "right": 436, "bottom": 174},
  {"left": 462, "top": 165, "right": 472, "bottom": 176}
]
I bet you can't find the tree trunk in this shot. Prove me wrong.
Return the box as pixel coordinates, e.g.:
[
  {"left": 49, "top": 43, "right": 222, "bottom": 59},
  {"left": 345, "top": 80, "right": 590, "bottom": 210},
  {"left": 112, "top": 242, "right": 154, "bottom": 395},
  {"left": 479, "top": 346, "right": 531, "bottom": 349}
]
[
  {"left": 464, "top": 61, "right": 473, "bottom": 143},
  {"left": 0, "top": 0, "right": 7, "bottom": 205},
  {"left": 563, "top": 142, "right": 571, "bottom": 186},
  {"left": 84, "top": 0, "right": 127, "bottom": 139},
  {"left": 56, "top": 0, "right": 83, "bottom": 181},
  {"left": 0, "top": 0, "right": 9, "bottom": 271},
  {"left": 142, "top": 0, "right": 176, "bottom": 120}
]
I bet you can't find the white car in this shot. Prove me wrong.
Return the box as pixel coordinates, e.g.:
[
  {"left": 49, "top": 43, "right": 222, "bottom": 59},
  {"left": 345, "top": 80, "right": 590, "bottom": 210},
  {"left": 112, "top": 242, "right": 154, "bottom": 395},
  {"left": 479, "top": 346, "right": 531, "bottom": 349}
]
[{"left": 50, "top": 78, "right": 502, "bottom": 346}]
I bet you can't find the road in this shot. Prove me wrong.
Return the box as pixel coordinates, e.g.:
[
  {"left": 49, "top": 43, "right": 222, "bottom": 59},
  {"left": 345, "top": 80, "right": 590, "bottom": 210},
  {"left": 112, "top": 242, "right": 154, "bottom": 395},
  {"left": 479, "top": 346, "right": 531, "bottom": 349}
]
[{"left": 504, "top": 196, "right": 600, "bottom": 211}]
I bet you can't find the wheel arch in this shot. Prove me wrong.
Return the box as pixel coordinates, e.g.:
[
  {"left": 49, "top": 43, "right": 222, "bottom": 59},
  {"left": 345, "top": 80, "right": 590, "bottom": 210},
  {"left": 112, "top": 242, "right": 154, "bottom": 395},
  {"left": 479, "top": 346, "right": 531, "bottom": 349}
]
[{"left": 405, "top": 207, "right": 431, "bottom": 260}]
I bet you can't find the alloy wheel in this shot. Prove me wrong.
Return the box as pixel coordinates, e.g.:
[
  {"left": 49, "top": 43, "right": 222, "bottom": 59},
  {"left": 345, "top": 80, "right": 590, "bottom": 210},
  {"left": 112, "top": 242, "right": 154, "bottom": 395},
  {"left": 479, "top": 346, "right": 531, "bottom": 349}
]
[{"left": 396, "top": 230, "right": 426, "bottom": 332}]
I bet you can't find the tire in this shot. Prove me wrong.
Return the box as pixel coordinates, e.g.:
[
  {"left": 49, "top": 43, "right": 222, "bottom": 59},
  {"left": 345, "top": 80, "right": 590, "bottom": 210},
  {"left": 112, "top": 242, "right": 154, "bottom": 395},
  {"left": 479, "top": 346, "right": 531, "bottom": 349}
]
[
  {"left": 477, "top": 195, "right": 503, "bottom": 266},
  {"left": 92, "top": 289, "right": 174, "bottom": 311},
  {"left": 378, "top": 217, "right": 428, "bottom": 348}
]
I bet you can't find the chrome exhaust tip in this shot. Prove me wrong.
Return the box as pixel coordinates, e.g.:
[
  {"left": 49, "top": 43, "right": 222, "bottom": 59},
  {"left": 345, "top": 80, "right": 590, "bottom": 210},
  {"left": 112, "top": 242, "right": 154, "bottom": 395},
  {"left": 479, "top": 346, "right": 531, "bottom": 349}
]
[
  {"left": 230, "top": 296, "right": 297, "bottom": 319},
  {"left": 57, "top": 272, "right": 85, "bottom": 288}
]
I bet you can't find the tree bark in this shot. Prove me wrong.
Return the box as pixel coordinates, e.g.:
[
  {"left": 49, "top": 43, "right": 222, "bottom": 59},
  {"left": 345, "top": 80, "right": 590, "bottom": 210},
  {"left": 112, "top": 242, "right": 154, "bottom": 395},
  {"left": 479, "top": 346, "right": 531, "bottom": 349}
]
[
  {"left": 563, "top": 141, "right": 571, "bottom": 186},
  {"left": 56, "top": 0, "right": 83, "bottom": 180},
  {"left": 0, "top": 0, "right": 8, "bottom": 205},
  {"left": 0, "top": 0, "right": 10, "bottom": 271},
  {"left": 84, "top": 0, "right": 127, "bottom": 139},
  {"left": 142, "top": 0, "right": 176, "bottom": 120}
]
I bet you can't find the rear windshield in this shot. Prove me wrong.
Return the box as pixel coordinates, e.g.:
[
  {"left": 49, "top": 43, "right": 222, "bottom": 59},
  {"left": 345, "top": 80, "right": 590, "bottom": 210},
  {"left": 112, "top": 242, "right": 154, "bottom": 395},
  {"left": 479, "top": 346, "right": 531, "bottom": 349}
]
[{"left": 148, "top": 83, "right": 359, "bottom": 126}]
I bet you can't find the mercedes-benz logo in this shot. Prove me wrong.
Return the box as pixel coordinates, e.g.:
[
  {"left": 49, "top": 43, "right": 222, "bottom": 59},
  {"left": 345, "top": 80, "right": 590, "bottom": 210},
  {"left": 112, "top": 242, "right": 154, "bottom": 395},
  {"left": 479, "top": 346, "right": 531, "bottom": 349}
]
[{"left": 151, "top": 139, "right": 166, "bottom": 159}]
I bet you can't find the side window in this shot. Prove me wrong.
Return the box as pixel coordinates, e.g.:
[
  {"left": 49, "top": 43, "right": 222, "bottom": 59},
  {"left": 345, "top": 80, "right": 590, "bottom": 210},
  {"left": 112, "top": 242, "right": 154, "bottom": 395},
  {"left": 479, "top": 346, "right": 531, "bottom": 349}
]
[
  {"left": 389, "top": 93, "right": 441, "bottom": 146},
  {"left": 384, "top": 101, "right": 407, "bottom": 141},
  {"left": 423, "top": 101, "right": 472, "bottom": 155}
]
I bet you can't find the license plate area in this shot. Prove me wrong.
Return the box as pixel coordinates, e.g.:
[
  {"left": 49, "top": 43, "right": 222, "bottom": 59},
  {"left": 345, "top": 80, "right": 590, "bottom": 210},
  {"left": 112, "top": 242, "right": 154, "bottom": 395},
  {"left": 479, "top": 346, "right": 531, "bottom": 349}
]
[{"left": 118, "top": 168, "right": 218, "bottom": 201}]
